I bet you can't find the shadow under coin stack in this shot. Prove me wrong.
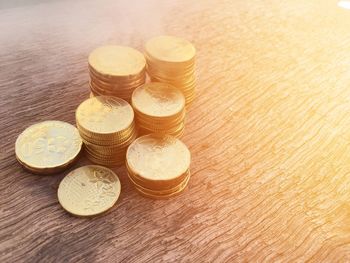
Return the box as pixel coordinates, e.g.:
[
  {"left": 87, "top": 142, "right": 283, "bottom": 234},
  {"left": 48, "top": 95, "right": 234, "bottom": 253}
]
[
  {"left": 126, "top": 134, "right": 191, "bottom": 199},
  {"left": 131, "top": 82, "right": 186, "bottom": 138},
  {"left": 145, "top": 36, "right": 196, "bottom": 105},
  {"left": 76, "top": 96, "right": 137, "bottom": 166},
  {"left": 88, "top": 45, "right": 146, "bottom": 101}
]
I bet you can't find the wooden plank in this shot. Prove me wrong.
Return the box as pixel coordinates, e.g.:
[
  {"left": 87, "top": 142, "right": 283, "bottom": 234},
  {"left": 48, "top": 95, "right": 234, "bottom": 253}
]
[{"left": 1, "top": 0, "right": 350, "bottom": 261}]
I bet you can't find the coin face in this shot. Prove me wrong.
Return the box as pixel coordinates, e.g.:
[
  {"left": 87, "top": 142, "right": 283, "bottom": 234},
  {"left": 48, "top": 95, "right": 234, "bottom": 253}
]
[
  {"left": 88, "top": 45, "right": 146, "bottom": 77},
  {"left": 126, "top": 134, "right": 190, "bottom": 181},
  {"left": 145, "top": 36, "right": 196, "bottom": 63},
  {"left": 76, "top": 96, "right": 134, "bottom": 134},
  {"left": 132, "top": 82, "right": 185, "bottom": 118},
  {"left": 15, "top": 121, "right": 82, "bottom": 171},
  {"left": 58, "top": 165, "right": 121, "bottom": 216}
]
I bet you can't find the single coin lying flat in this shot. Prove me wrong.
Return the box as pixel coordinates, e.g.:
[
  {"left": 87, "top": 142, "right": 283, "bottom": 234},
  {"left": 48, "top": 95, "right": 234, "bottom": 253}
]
[
  {"left": 58, "top": 165, "right": 121, "bottom": 217},
  {"left": 15, "top": 120, "right": 82, "bottom": 175}
]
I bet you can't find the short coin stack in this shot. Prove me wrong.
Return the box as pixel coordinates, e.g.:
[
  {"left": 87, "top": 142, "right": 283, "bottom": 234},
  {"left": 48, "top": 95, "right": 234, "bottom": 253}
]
[
  {"left": 88, "top": 45, "right": 146, "bottom": 101},
  {"left": 126, "top": 134, "right": 191, "bottom": 199},
  {"left": 145, "top": 35, "right": 196, "bottom": 105},
  {"left": 131, "top": 82, "right": 186, "bottom": 138},
  {"left": 15, "top": 121, "right": 82, "bottom": 175},
  {"left": 76, "top": 96, "right": 137, "bottom": 166}
]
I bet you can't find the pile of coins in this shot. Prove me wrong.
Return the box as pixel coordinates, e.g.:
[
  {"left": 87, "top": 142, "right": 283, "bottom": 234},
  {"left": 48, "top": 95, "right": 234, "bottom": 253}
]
[
  {"left": 126, "top": 134, "right": 191, "bottom": 199},
  {"left": 88, "top": 45, "right": 146, "bottom": 101},
  {"left": 76, "top": 96, "right": 137, "bottom": 166},
  {"left": 145, "top": 35, "right": 196, "bottom": 105},
  {"left": 15, "top": 121, "right": 82, "bottom": 175},
  {"left": 15, "top": 35, "right": 196, "bottom": 216},
  {"left": 131, "top": 82, "right": 186, "bottom": 138}
]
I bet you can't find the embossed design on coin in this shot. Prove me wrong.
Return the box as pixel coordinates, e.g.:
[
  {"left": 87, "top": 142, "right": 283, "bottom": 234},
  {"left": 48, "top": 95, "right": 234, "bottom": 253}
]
[
  {"left": 76, "top": 96, "right": 134, "bottom": 134},
  {"left": 88, "top": 45, "right": 146, "bottom": 77},
  {"left": 132, "top": 82, "right": 185, "bottom": 117},
  {"left": 145, "top": 35, "right": 196, "bottom": 63},
  {"left": 126, "top": 134, "right": 191, "bottom": 181},
  {"left": 15, "top": 121, "right": 82, "bottom": 171},
  {"left": 58, "top": 165, "right": 121, "bottom": 217}
]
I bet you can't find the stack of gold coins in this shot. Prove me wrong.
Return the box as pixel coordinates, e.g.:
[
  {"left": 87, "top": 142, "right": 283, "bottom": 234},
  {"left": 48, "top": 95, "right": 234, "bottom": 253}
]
[
  {"left": 131, "top": 82, "right": 186, "bottom": 138},
  {"left": 88, "top": 45, "right": 146, "bottom": 101},
  {"left": 15, "top": 121, "right": 82, "bottom": 174},
  {"left": 144, "top": 35, "right": 196, "bottom": 105},
  {"left": 76, "top": 96, "right": 136, "bottom": 166},
  {"left": 126, "top": 134, "right": 191, "bottom": 199}
]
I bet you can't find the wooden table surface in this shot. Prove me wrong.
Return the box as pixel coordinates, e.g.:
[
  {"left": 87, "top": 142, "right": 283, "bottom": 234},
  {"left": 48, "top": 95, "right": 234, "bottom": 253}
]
[{"left": 2, "top": 0, "right": 350, "bottom": 262}]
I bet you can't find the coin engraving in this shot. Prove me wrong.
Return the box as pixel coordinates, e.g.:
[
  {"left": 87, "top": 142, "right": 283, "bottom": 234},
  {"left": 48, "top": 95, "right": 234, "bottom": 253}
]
[
  {"left": 145, "top": 35, "right": 196, "bottom": 63},
  {"left": 89, "top": 45, "right": 146, "bottom": 77},
  {"left": 58, "top": 165, "right": 121, "bottom": 216},
  {"left": 15, "top": 121, "right": 82, "bottom": 169},
  {"left": 76, "top": 96, "right": 134, "bottom": 134},
  {"left": 132, "top": 82, "right": 185, "bottom": 117},
  {"left": 126, "top": 134, "right": 190, "bottom": 181}
]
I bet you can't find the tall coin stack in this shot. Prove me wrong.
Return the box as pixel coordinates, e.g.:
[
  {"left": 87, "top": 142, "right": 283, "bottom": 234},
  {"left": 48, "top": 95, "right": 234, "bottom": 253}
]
[
  {"left": 88, "top": 45, "right": 146, "bottom": 101},
  {"left": 76, "top": 96, "right": 137, "bottom": 166},
  {"left": 131, "top": 82, "right": 186, "bottom": 138},
  {"left": 144, "top": 36, "right": 196, "bottom": 105},
  {"left": 126, "top": 134, "right": 191, "bottom": 199}
]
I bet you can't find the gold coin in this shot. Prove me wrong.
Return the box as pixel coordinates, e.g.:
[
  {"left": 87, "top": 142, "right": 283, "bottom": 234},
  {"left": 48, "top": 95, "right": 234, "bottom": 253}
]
[
  {"left": 90, "top": 81, "right": 144, "bottom": 92},
  {"left": 88, "top": 45, "right": 146, "bottom": 78},
  {"left": 126, "top": 134, "right": 190, "bottom": 182},
  {"left": 134, "top": 107, "right": 185, "bottom": 124},
  {"left": 17, "top": 155, "right": 78, "bottom": 175},
  {"left": 79, "top": 125, "right": 137, "bottom": 147},
  {"left": 126, "top": 160, "right": 189, "bottom": 190},
  {"left": 150, "top": 74, "right": 196, "bottom": 85},
  {"left": 134, "top": 173, "right": 190, "bottom": 199},
  {"left": 85, "top": 136, "right": 135, "bottom": 154},
  {"left": 89, "top": 67, "right": 146, "bottom": 85},
  {"left": 145, "top": 36, "right": 195, "bottom": 64},
  {"left": 89, "top": 82, "right": 136, "bottom": 99},
  {"left": 137, "top": 121, "right": 185, "bottom": 134},
  {"left": 85, "top": 149, "right": 127, "bottom": 161},
  {"left": 58, "top": 165, "right": 121, "bottom": 216},
  {"left": 85, "top": 153, "right": 125, "bottom": 167},
  {"left": 89, "top": 74, "right": 145, "bottom": 89},
  {"left": 77, "top": 120, "right": 136, "bottom": 140},
  {"left": 135, "top": 115, "right": 185, "bottom": 129},
  {"left": 131, "top": 82, "right": 185, "bottom": 118},
  {"left": 15, "top": 121, "right": 82, "bottom": 174},
  {"left": 146, "top": 64, "right": 195, "bottom": 78},
  {"left": 128, "top": 171, "right": 190, "bottom": 195},
  {"left": 89, "top": 83, "right": 132, "bottom": 102},
  {"left": 76, "top": 96, "right": 134, "bottom": 135},
  {"left": 137, "top": 126, "right": 185, "bottom": 139},
  {"left": 84, "top": 150, "right": 126, "bottom": 163}
]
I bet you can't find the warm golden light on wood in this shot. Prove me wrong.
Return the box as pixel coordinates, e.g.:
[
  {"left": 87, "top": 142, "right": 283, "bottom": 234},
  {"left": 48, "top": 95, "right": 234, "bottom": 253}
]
[{"left": 1, "top": 0, "right": 350, "bottom": 261}]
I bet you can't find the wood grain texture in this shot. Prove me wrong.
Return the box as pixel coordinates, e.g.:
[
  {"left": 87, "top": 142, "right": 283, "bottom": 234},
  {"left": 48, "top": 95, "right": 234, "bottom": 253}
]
[{"left": 1, "top": 0, "right": 350, "bottom": 262}]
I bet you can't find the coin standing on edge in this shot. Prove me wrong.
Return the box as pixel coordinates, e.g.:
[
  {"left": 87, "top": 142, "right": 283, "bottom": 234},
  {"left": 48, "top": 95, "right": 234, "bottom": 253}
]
[
  {"left": 58, "top": 165, "right": 121, "bottom": 217},
  {"left": 15, "top": 120, "right": 82, "bottom": 175}
]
